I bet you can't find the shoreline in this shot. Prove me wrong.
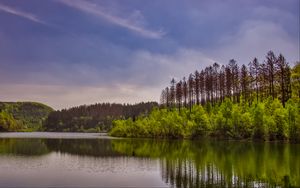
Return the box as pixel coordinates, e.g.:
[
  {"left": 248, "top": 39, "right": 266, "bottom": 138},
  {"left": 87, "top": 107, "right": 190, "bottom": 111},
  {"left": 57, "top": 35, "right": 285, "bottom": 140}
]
[{"left": 1, "top": 132, "right": 298, "bottom": 144}]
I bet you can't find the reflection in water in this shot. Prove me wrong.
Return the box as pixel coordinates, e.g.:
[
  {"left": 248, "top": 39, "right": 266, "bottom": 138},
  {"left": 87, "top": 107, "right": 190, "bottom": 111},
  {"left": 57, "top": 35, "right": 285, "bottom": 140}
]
[
  {"left": 0, "top": 137, "right": 299, "bottom": 187},
  {"left": 45, "top": 139, "right": 125, "bottom": 157},
  {"left": 111, "top": 139, "right": 300, "bottom": 188},
  {"left": 0, "top": 139, "right": 49, "bottom": 156}
]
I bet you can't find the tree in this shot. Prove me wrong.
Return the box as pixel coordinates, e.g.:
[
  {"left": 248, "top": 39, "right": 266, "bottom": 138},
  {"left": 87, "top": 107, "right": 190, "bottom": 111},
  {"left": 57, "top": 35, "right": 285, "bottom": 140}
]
[
  {"left": 228, "top": 59, "right": 239, "bottom": 103},
  {"left": 259, "top": 63, "right": 268, "bottom": 101},
  {"left": 188, "top": 74, "right": 194, "bottom": 112},
  {"left": 249, "top": 58, "right": 260, "bottom": 103},
  {"left": 182, "top": 77, "right": 188, "bottom": 108},
  {"left": 0, "top": 110, "right": 18, "bottom": 131},
  {"left": 176, "top": 81, "right": 183, "bottom": 111},
  {"left": 218, "top": 98, "right": 233, "bottom": 137},
  {"left": 199, "top": 70, "right": 205, "bottom": 104},
  {"left": 219, "top": 66, "right": 226, "bottom": 102},
  {"left": 225, "top": 65, "right": 232, "bottom": 100},
  {"left": 194, "top": 71, "right": 200, "bottom": 105},
  {"left": 252, "top": 103, "right": 266, "bottom": 140},
  {"left": 166, "top": 87, "right": 170, "bottom": 108},
  {"left": 266, "top": 51, "right": 277, "bottom": 100},
  {"left": 240, "top": 64, "right": 250, "bottom": 103},
  {"left": 160, "top": 89, "right": 167, "bottom": 107},
  {"left": 213, "top": 62, "right": 220, "bottom": 104},
  {"left": 170, "top": 78, "right": 176, "bottom": 108},
  {"left": 286, "top": 99, "right": 300, "bottom": 142},
  {"left": 276, "top": 54, "right": 291, "bottom": 106},
  {"left": 291, "top": 62, "right": 300, "bottom": 98}
]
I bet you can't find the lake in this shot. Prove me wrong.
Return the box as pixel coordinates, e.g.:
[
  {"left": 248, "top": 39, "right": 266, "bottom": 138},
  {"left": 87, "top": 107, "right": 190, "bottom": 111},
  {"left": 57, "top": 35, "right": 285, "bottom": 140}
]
[{"left": 0, "top": 132, "right": 299, "bottom": 188}]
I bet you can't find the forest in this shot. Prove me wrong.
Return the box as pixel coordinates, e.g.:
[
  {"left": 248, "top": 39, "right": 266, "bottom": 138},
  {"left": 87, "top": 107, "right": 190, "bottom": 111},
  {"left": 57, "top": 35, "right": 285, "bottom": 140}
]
[
  {"left": 110, "top": 51, "right": 300, "bottom": 142},
  {"left": 43, "top": 102, "right": 158, "bottom": 132},
  {"left": 0, "top": 102, "right": 53, "bottom": 131}
]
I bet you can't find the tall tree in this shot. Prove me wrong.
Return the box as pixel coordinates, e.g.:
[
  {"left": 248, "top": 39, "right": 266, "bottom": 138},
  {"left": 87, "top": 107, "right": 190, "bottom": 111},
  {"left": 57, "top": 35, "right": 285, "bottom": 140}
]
[
  {"left": 162, "top": 51, "right": 295, "bottom": 111},
  {"left": 199, "top": 70, "right": 205, "bottom": 104},
  {"left": 170, "top": 78, "right": 176, "bottom": 108},
  {"left": 194, "top": 71, "right": 200, "bottom": 105},
  {"left": 259, "top": 63, "right": 268, "bottom": 100},
  {"left": 165, "top": 87, "right": 170, "bottom": 108},
  {"left": 176, "top": 81, "right": 183, "bottom": 111},
  {"left": 188, "top": 74, "right": 194, "bottom": 111},
  {"left": 228, "top": 59, "right": 239, "bottom": 103},
  {"left": 240, "top": 64, "right": 250, "bottom": 103},
  {"left": 277, "top": 54, "right": 291, "bottom": 106},
  {"left": 249, "top": 58, "right": 260, "bottom": 103},
  {"left": 219, "top": 65, "right": 226, "bottom": 102},
  {"left": 182, "top": 77, "right": 188, "bottom": 108},
  {"left": 160, "top": 89, "right": 166, "bottom": 106},
  {"left": 213, "top": 62, "right": 220, "bottom": 104},
  {"left": 266, "top": 51, "right": 277, "bottom": 100},
  {"left": 205, "top": 66, "right": 213, "bottom": 103},
  {"left": 225, "top": 66, "right": 232, "bottom": 100}
]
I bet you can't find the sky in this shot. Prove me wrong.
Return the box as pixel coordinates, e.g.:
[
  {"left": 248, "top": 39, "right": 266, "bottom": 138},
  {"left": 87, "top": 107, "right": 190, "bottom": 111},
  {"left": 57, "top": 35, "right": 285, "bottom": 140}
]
[{"left": 0, "top": 0, "right": 299, "bottom": 109}]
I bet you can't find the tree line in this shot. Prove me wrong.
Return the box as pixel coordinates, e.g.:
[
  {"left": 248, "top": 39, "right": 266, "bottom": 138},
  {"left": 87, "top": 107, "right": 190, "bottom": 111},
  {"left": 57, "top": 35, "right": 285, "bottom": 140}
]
[
  {"left": 110, "top": 51, "right": 300, "bottom": 142},
  {"left": 160, "top": 51, "right": 296, "bottom": 110},
  {"left": 44, "top": 102, "right": 158, "bottom": 132}
]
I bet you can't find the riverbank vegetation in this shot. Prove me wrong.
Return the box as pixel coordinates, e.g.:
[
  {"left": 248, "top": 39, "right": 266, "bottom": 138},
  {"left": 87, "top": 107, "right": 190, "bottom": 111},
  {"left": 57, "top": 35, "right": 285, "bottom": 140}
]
[{"left": 110, "top": 51, "right": 300, "bottom": 142}]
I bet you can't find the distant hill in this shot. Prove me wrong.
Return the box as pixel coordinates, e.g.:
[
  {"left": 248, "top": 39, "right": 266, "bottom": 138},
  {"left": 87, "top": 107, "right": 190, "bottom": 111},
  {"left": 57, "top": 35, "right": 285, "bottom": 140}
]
[
  {"left": 0, "top": 102, "right": 53, "bottom": 131},
  {"left": 44, "top": 102, "right": 158, "bottom": 132}
]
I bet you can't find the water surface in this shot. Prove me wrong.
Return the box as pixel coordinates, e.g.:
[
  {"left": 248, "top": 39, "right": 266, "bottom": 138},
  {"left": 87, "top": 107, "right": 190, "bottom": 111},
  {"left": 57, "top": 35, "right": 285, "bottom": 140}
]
[{"left": 0, "top": 132, "right": 299, "bottom": 187}]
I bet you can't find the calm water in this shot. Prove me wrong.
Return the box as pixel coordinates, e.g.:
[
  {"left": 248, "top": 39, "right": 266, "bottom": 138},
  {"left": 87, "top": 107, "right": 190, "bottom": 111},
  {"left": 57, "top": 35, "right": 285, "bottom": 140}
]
[{"left": 0, "top": 133, "right": 299, "bottom": 188}]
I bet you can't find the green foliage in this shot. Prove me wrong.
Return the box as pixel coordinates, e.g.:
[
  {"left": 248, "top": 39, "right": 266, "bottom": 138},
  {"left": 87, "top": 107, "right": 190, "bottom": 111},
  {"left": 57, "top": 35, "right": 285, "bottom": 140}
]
[
  {"left": 44, "top": 102, "right": 158, "bottom": 132},
  {"left": 110, "top": 98, "right": 300, "bottom": 142},
  {"left": 110, "top": 106, "right": 212, "bottom": 139},
  {"left": 286, "top": 98, "right": 300, "bottom": 142},
  {"left": 189, "top": 105, "right": 211, "bottom": 137},
  {"left": 252, "top": 103, "right": 267, "bottom": 140},
  {"left": 0, "top": 102, "right": 53, "bottom": 132},
  {"left": 0, "top": 111, "right": 19, "bottom": 131},
  {"left": 291, "top": 62, "right": 300, "bottom": 98}
]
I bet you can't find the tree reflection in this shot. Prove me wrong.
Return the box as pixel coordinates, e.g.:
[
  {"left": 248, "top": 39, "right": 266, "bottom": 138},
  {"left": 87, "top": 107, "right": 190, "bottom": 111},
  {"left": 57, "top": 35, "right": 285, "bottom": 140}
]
[
  {"left": 0, "top": 138, "right": 49, "bottom": 156},
  {"left": 112, "top": 139, "right": 300, "bottom": 187},
  {"left": 0, "top": 138, "right": 299, "bottom": 187},
  {"left": 45, "top": 139, "right": 124, "bottom": 157}
]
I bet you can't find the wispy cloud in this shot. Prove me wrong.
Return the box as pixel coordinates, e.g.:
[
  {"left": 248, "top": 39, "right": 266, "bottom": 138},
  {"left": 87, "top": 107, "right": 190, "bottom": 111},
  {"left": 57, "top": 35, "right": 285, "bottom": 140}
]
[
  {"left": 58, "top": 0, "right": 165, "bottom": 39},
  {"left": 0, "top": 3, "right": 46, "bottom": 25}
]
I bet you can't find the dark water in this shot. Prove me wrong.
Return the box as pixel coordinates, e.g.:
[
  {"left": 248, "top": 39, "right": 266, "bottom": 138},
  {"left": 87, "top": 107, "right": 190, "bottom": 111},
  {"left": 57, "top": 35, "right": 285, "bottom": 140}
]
[{"left": 0, "top": 133, "right": 299, "bottom": 188}]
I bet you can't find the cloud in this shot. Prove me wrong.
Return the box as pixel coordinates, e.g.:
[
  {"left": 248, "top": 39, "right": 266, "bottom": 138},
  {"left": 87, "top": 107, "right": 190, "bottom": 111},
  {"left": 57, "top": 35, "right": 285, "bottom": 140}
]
[
  {"left": 58, "top": 0, "right": 165, "bottom": 39},
  {"left": 0, "top": 1, "right": 298, "bottom": 109},
  {"left": 126, "top": 49, "right": 215, "bottom": 87},
  {"left": 0, "top": 83, "right": 161, "bottom": 110},
  {"left": 0, "top": 3, "right": 46, "bottom": 25},
  {"left": 209, "top": 19, "right": 298, "bottom": 65},
  {"left": 0, "top": 46, "right": 215, "bottom": 109}
]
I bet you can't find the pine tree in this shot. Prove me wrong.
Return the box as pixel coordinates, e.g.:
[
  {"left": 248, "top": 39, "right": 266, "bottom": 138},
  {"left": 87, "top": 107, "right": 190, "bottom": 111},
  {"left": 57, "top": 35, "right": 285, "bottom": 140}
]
[
  {"left": 176, "top": 81, "right": 183, "bottom": 111},
  {"left": 249, "top": 58, "right": 260, "bottom": 103},
  {"left": 194, "top": 71, "right": 200, "bottom": 105},
  {"left": 266, "top": 51, "right": 277, "bottom": 100}
]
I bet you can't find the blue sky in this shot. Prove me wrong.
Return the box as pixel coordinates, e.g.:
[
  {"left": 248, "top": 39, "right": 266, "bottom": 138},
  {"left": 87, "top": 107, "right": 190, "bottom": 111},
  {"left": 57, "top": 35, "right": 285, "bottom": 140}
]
[{"left": 0, "top": 0, "right": 299, "bottom": 109}]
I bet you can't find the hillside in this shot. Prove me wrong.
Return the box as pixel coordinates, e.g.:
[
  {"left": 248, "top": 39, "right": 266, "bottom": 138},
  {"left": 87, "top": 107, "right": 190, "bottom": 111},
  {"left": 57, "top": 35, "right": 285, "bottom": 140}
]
[
  {"left": 0, "top": 102, "right": 54, "bottom": 131},
  {"left": 44, "top": 102, "right": 158, "bottom": 132}
]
